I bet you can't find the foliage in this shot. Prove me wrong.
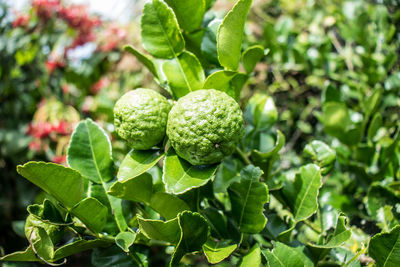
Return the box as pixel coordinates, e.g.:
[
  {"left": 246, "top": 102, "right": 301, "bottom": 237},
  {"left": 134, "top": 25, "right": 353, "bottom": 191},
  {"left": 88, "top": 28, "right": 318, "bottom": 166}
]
[{"left": 1, "top": 0, "right": 400, "bottom": 266}]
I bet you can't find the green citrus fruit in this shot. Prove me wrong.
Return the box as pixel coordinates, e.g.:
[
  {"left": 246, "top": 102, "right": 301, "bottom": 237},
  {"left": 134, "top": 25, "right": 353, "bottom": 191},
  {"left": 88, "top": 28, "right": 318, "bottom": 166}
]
[
  {"left": 167, "top": 89, "right": 244, "bottom": 165},
  {"left": 114, "top": 89, "right": 171, "bottom": 150}
]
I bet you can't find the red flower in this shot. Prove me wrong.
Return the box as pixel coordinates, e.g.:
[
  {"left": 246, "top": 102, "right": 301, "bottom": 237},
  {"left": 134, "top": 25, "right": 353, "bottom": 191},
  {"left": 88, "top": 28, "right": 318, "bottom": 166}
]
[
  {"left": 52, "top": 155, "right": 66, "bottom": 164},
  {"left": 45, "top": 59, "right": 65, "bottom": 73},
  {"left": 91, "top": 78, "right": 109, "bottom": 94},
  {"left": 29, "top": 140, "right": 42, "bottom": 152},
  {"left": 12, "top": 14, "right": 30, "bottom": 28},
  {"left": 33, "top": 0, "right": 60, "bottom": 21},
  {"left": 52, "top": 120, "right": 70, "bottom": 135}
]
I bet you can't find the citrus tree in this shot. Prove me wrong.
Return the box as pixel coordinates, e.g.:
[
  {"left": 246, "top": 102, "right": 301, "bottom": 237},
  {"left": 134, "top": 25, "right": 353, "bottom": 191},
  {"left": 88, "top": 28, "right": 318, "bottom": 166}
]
[{"left": 1, "top": 0, "right": 400, "bottom": 266}]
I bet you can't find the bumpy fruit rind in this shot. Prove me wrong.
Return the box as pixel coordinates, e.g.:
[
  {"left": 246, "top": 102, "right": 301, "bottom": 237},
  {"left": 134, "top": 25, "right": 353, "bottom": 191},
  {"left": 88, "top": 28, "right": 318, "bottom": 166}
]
[
  {"left": 167, "top": 89, "right": 244, "bottom": 165},
  {"left": 114, "top": 88, "right": 171, "bottom": 150}
]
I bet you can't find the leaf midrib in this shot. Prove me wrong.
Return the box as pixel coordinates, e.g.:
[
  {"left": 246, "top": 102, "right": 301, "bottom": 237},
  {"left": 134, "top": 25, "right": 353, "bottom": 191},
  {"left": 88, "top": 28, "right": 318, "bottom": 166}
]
[
  {"left": 294, "top": 167, "right": 320, "bottom": 221},
  {"left": 383, "top": 232, "right": 400, "bottom": 266}
]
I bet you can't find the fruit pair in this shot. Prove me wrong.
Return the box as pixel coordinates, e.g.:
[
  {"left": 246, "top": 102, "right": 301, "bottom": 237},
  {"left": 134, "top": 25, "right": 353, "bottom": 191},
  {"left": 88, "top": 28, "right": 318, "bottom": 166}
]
[{"left": 114, "top": 88, "right": 244, "bottom": 165}]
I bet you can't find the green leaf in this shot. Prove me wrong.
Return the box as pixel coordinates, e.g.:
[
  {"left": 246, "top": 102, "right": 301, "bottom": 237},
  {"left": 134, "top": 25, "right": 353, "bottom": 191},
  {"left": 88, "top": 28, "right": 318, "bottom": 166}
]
[
  {"left": 53, "top": 239, "right": 112, "bottom": 261},
  {"left": 27, "top": 199, "right": 67, "bottom": 225},
  {"left": 320, "top": 102, "right": 351, "bottom": 141},
  {"left": 31, "top": 227, "right": 54, "bottom": 261},
  {"left": 367, "top": 112, "right": 382, "bottom": 141},
  {"left": 367, "top": 183, "right": 400, "bottom": 220},
  {"left": 250, "top": 130, "right": 285, "bottom": 163},
  {"left": 203, "top": 70, "right": 248, "bottom": 101},
  {"left": 244, "top": 93, "right": 278, "bottom": 131},
  {"left": 0, "top": 246, "right": 38, "bottom": 262},
  {"left": 201, "top": 19, "right": 221, "bottom": 64},
  {"left": 163, "top": 51, "right": 205, "bottom": 99},
  {"left": 303, "top": 140, "right": 336, "bottom": 175},
  {"left": 369, "top": 225, "right": 400, "bottom": 267},
  {"left": 217, "top": 0, "right": 253, "bottom": 71},
  {"left": 239, "top": 244, "right": 261, "bottom": 267},
  {"left": 150, "top": 192, "right": 190, "bottom": 220},
  {"left": 228, "top": 165, "right": 269, "bottom": 234},
  {"left": 202, "top": 207, "right": 230, "bottom": 239},
  {"left": 92, "top": 245, "right": 148, "bottom": 267},
  {"left": 70, "top": 197, "right": 108, "bottom": 233},
  {"left": 203, "top": 239, "right": 237, "bottom": 264},
  {"left": 170, "top": 211, "right": 209, "bottom": 266},
  {"left": 67, "top": 118, "right": 113, "bottom": 183},
  {"left": 141, "top": 0, "right": 185, "bottom": 59},
  {"left": 282, "top": 164, "right": 322, "bottom": 222},
  {"left": 17, "top": 162, "right": 84, "bottom": 209},
  {"left": 118, "top": 149, "right": 164, "bottom": 182},
  {"left": 262, "top": 242, "right": 313, "bottom": 267},
  {"left": 109, "top": 173, "right": 153, "bottom": 204},
  {"left": 308, "top": 214, "right": 351, "bottom": 248},
  {"left": 162, "top": 148, "right": 218, "bottom": 194},
  {"left": 115, "top": 232, "right": 136, "bottom": 252},
  {"left": 242, "top": 45, "right": 264, "bottom": 73},
  {"left": 123, "top": 45, "right": 158, "bottom": 78},
  {"left": 164, "top": 0, "right": 205, "bottom": 32},
  {"left": 137, "top": 217, "right": 181, "bottom": 244}
]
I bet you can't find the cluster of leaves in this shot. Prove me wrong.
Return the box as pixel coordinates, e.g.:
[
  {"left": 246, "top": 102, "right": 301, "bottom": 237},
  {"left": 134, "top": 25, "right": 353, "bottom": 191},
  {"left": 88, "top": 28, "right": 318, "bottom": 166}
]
[{"left": 1, "top": 0, "right": 400, "bottom": 266}]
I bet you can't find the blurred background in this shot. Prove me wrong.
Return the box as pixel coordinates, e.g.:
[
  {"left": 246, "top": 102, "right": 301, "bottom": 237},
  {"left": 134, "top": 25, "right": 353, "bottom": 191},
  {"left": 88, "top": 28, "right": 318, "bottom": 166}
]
[{"left": 0, "top": 0, "right": 399, "bottom": 266}]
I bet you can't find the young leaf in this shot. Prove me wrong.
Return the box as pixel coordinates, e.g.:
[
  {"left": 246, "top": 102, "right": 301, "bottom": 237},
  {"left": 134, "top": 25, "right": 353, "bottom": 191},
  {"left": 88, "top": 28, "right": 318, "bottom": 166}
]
[
  {"left": 163, "top": 148, "right": 218, "bottom": 195},
  {"left": 369, "top": 225, "right": 400, "bottom": 267},
  {"left": 162, "top": 51, "right": 205, "bottom": 99},
  {"left": 123, "top": 45, "right": 158, "bottom": 78},
  {"left": 303, "top": 140, "right": 336, "bottom": 175},
  {"left": 242, "top": 45, "right": 264, "bottom": 74},
  {"left": 217, "top": 0, "right": 253, "bottom": 71},
  {"left": 30, "top": 227, "right": 54, "bottom": 262},
  {"left": 150, "top": 192, "right": 190, "bottom": 220},
  {"left": 203, "top": 239, "right": 237, "bottom": 264},
  {"left": 115, "top": 232, "right": 136, "bottom": 253},
  {"left": 203, "top": 70, "right": 248, "bottom": 101},
  {"left": 17, "top": 162, "right": 85, "bottom": 209},
  {"left": 244, "top": 93, "right": 278, "bottom": 131},
  {"left": 137, "top": 217, "right": 181, "bottom": 244},
  {"left": 141, "top": 0, "right": 185, "bottom": 59},
  {"left": 108, "top": 173, "right": 153, "bottom": 204},
  {"left": 262, "top": 242, "right": 313, "bottom": 267},
  {"left": 170, "top": 211, "right": 209, "bottom": 266},
  {"left": 164, "top": 0, "right": 205, "bottom": 32},
  {"left": 67, "top": 118, "right": 113, "bottom": 183},
  {"left": 228, "top": 165, "right": 269, "bottom": 234},
  {"left": 70, "top": 197, "right": 108, "bottom": 233},
  {"left": 239, "top": 244, "right": 261, "bottom": 267},
  {"left": 117, "top": 149, "right": 164, "bottom": 182},
  {"left": 282, "top": 164, "right": 322, "bottom": 222},
  {"left": 308, "top": 214, "right": 351, "bottom": 248}
]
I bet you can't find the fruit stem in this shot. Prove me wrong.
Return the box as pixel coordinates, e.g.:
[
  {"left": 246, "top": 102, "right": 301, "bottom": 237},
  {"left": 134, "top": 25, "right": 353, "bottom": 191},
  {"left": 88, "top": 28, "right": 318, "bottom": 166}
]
[{"left": 235, "top": 147, "right": 251, "bottom": 165}]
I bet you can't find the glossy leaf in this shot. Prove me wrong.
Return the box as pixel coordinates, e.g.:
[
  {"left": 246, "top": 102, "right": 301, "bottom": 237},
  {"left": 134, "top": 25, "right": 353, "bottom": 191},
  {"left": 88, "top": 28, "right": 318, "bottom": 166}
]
[
  {"left": 53, "top": 239, "right": 112, "bottom": 261},
  {"left": 201, "top": 19, "right": 221, "bottom": 64},
  {"left": 303, "top": 140, "right": 336, "bottom": 175},
  {"left": 163, "top": 51, "right": 205, "bottom": 99},
  {"left": 239, "top": 244, "right": 261, "bottom": 267},
  {"left": 17, "top": 162, "right": 84, "bottom": 209},
  {"left": 244, "top": 93, "right": 278, "bottom": 131},
  {"left": 115, "top": 232, "right": 136, "bottom": 252},
  {"left": 141, "top": 0, "right": 185, "bottom": 58},
  {"left": 228, "top": 165, "right": 269, "bottom": 233},
  {"left": 251, "top": 130, "right": 285, "bottom": 162},
  {"left": 262, "top": 242, "right": 313, "bottom": 267},
  {"left": 123, "top": 45, "right": 158, "bottom": 78},
  {"left": 203, "top": 239, "right": 237, "bottom": 264},
  {"left": 203, "top": 70, "right": 248, "bottom": 101},
  {"left": 163, "top": 148, "right": 218, "bottom": 194},
  {"left": 164, "top": 0, "right": 205, "bottom": 32},
  {"left": 67, "top": 118, "right": 113, "bottom": 183},
  {"left": 138, "top": 217, "right": 181, "bottom": 244},
  {"left": 0, "top": 246, "right": 38, "bottom": 262},
  {"left": 217, "top": 0, "right": 253, "bottom": 71},
  {"left": 367, "top": 183, "right": 400, "bottom": 220},
  {"left": 369, "top": 225, "right": 400, "bottom": 267},
  {"left": 150, "top": 192, "right": 190, "bottom": 220},
  {"left": 242, "top": 45, "right": 264, "bottom": 73},
  {"left": 70, "top": 197, "right": 108, "bottom": 233},
  {"left": 282, "top": 164, "right": 322, "bottom": 222},
  {"left": 118, "top": 149, "right": 164, "bottom": 182},
  {"left": 170, "top": 211, "right": 209, "bottom": 266},
  {"left": 308, "top": 214, "right": 351, "bottom": 248},
  {"left": 109, "top": 173, "right": 153, "bottom": 204}
]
